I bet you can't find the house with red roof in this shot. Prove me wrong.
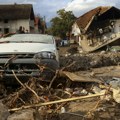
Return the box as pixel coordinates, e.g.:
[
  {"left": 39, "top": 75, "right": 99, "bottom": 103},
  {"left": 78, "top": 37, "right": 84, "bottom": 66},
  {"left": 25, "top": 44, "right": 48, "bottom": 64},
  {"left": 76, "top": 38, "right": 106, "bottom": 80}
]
[
  {"left": 34, "top": 16, "right": 47, "bottom": 34},
  {"left": 72, "top": 6, "right": 120, "bottom": 52}
]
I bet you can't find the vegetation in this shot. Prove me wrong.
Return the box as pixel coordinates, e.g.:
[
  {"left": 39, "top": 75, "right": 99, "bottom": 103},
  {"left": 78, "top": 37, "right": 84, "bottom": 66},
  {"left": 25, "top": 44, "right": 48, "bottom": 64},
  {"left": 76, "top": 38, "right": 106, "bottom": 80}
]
[{"left": 50, "top": 9, "right": 76, "bottom": 39}]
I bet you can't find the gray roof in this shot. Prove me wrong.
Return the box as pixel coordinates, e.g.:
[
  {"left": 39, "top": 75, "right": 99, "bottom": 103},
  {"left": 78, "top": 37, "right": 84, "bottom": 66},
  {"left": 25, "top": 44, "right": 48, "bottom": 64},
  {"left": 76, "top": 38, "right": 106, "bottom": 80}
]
[{"left": 0, "top": 4, "right": 34, "bottom": 20}]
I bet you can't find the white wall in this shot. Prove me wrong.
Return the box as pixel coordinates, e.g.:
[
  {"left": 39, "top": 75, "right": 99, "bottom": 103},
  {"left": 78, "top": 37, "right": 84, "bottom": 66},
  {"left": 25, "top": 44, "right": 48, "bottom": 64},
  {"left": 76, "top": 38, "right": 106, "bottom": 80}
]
[
  {"left": 72, "top": 22, "right": 81, "bottom": 36},
  {"left": 0, "top": 19, "right": 34, "bottom": 33},
  {"left": 29, "top": 20, "right": 34, "bottom": 28},
  {"left": 114, "top": 20, "right": 120, "bottom": 33}
]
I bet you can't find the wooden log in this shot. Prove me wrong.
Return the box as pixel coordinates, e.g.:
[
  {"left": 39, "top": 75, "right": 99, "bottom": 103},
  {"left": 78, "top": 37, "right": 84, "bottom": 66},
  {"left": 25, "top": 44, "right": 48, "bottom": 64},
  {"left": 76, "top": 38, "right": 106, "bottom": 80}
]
[{"left": 9, "top": 92, "right": 105, "bottom": 112}]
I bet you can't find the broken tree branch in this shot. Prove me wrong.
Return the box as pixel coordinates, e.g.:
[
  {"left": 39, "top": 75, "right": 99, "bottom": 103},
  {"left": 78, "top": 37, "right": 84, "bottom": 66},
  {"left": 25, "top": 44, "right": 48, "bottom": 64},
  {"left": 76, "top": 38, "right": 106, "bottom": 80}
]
[
  {"left": 12, "top": 70, "right": 25, "bottom": 88},
  {"left": 61, "top": 61, "right": 76, "bottom": 71},
  {"left": 48, "top": 70, "right": 59, "bottom": 89},
  {"left": 12, "top": 70, "right": 40, "bottom": 101},
  {"left": 9, "top": 92, "right": 105, "bottom": 112},
  {"left": 25, "top": 84, "right": 40, "bottom": 101}
]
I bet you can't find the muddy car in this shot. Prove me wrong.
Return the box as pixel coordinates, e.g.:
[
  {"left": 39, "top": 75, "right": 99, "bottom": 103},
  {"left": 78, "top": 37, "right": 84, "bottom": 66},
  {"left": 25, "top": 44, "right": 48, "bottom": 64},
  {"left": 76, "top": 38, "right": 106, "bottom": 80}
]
[{"left": 0, "top": 34, "right": 59, "bottom": 80}]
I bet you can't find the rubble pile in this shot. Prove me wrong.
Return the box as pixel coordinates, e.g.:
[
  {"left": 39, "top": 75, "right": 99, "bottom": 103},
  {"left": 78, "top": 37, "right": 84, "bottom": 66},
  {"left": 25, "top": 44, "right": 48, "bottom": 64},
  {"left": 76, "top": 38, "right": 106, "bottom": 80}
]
[
  {"left": 0, "top": 51, "right": 120, "bottom": 119},
  {"left": 60, "top": 52, "right": 120, "bottom": 71},
  {"left": 0, "top": 70, "right": 120, "bottom": 119}
]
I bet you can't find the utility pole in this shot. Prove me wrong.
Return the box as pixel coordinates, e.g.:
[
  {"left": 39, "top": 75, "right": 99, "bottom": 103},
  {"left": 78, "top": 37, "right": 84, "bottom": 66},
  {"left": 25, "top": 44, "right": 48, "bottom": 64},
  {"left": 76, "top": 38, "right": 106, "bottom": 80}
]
[{"left": 43, "top": 16, "right": 46, "bottom": 34}]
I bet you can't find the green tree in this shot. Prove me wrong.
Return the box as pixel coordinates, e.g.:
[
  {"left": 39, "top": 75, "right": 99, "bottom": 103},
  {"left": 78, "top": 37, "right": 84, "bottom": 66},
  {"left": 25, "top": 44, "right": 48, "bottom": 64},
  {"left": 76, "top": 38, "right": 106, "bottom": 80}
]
[{"left": 50, "top": 9, "right": 76, "bottom": 39}]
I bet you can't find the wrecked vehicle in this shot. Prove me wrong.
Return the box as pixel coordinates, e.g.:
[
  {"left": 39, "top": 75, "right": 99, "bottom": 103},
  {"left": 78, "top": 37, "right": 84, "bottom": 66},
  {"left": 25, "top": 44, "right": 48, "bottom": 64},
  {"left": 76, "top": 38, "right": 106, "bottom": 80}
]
[{"left": 0, "top": 34, "right": 59, "bottom": 80}]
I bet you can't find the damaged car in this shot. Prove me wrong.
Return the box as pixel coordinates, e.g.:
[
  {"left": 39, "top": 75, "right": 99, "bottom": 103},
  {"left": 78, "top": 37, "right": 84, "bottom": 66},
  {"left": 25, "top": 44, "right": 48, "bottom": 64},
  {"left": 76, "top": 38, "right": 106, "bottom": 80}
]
[{"left": 0, "top": 34, "right": 59, "bottom": 80}]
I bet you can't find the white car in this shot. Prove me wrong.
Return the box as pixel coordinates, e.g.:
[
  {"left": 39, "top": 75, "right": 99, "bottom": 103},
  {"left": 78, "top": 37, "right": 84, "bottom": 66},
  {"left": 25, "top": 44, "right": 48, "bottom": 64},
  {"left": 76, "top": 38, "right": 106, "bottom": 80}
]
[{"left": 0, "top": 34, "right": 59, "bottom": 80}]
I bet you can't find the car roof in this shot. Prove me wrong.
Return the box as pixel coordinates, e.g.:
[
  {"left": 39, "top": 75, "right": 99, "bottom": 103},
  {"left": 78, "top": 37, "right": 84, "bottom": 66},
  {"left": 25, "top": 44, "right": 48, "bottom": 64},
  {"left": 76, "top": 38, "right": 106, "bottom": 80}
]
[{"left": 13, "top": 34, "right": 53, "bottom": 37}]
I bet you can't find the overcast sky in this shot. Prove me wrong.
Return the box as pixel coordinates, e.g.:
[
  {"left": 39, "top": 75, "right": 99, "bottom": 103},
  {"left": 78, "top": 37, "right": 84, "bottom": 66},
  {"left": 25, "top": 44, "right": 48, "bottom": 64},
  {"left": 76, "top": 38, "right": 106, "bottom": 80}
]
[{"left": 0, "top": 0, "right": 120, "bottom": 22}]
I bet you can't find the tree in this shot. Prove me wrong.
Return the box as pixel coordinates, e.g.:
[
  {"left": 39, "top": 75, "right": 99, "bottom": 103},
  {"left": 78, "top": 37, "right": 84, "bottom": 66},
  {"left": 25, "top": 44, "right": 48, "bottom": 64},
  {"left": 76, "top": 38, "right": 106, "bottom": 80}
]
[{"left": 50, "top": 9, "right": 76, "bottom": 39}]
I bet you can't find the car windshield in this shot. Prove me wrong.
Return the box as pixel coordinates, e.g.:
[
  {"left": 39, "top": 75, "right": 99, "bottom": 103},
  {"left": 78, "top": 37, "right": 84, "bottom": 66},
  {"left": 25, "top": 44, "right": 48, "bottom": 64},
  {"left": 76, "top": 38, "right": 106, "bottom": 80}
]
[{"left": 0, "top": 34, "right": 54, "bottom": 44}]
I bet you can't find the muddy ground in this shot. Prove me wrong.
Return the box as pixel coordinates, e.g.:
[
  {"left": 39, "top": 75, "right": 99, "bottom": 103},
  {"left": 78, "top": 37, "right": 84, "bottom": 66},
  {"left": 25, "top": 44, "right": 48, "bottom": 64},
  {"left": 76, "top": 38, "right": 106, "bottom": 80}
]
[{"left": 1, "top": 45, "right": 120, "bottom": 120}]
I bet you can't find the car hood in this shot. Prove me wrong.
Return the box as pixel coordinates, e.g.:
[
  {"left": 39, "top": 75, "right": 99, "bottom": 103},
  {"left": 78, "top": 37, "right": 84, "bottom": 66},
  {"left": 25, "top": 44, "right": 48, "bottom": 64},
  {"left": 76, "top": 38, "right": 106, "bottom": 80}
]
[{"left": 0, "top": 43, "right": 55, "bottom": 54}]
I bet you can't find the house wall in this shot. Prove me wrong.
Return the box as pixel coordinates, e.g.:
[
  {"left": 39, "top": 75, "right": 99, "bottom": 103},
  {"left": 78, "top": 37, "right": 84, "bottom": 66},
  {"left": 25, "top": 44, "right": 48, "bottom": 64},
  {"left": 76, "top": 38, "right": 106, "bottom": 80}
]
[
  {"left": 72, "top": 22, "right": 81, "bottom": 36},
  {"left": 29, "top": 20, "right": 34, "bottom": 28},
  {"left": 0, "top": 19, "right": 34, "bottom": 34},
  {"left": 114, "top": 20, "right": 120, "bottom": 33},
  {"left": 14, "top": 19, "right": 30, "bottom": 32},
  {"left": 71, "top": 22, "right": 82, "bottom": 45}
]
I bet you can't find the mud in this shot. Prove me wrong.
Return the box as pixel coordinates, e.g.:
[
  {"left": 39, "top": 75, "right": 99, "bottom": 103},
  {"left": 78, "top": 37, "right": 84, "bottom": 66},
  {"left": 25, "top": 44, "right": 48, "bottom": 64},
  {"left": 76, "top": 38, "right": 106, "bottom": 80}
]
[{"left": 60, "top": 51, "right": 120, "bottom": 71}]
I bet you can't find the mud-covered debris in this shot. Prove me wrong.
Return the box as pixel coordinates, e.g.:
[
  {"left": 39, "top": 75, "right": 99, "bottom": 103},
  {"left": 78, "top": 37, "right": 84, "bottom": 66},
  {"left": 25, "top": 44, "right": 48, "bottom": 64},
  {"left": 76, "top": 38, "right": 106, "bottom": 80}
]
[
  {"left": 60, "top": 71, "right": 102, "bottom": 83},
  {"left": 1, "top": 48, "right": 120, "bottom": 120},
  {"left": 107, "top": 77, "right": 120, "bottom": 103},
  {"left": 66, "top": 46, "right": 78, "bottom": 55},
  {"left": 60, "top": 52, "right": 120, "bottom": 71},
  {"left": 0, "top": 101, "right": 9, "bottom": 120},
  {"left": 7, "top": 109, "right": 35, "bottom": 120}
]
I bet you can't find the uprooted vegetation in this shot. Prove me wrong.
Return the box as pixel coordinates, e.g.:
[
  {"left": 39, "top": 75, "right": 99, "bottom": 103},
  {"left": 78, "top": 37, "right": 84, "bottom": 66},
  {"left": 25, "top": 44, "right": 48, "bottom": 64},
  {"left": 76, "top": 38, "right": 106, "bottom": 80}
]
[{"left": 1, "top": 51, "right": 120, "bottom": 120}]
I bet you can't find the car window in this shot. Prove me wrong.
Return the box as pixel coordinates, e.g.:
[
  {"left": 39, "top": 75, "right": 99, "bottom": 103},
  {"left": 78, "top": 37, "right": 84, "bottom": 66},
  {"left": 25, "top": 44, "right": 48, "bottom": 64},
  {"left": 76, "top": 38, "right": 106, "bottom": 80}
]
[{"left": 0, "top": 34, "right": 54, "bottom": 44}]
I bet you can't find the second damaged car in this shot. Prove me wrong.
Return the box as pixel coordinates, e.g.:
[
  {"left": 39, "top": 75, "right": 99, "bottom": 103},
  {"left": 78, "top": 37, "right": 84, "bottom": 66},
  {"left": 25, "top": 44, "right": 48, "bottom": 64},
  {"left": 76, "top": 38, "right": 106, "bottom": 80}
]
[{"left": 0, "top": 34, "right": 59, "bottom": 81}]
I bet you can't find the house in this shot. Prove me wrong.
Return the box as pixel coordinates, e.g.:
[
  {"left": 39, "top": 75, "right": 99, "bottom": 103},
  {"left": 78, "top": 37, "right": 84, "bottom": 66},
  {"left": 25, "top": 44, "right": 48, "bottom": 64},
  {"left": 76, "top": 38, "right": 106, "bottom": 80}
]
[
  {"left": 34, "top": 16, "right": 47, "bottom": 34},
  {"left": 0, "top": 4, "right": 35, "bottom": 35},
  {"left": 72, "top": 6, "right": 120, "bottom": 52},
  {"left": 34, "top": 17, "right": 41, "bottom": 33}
]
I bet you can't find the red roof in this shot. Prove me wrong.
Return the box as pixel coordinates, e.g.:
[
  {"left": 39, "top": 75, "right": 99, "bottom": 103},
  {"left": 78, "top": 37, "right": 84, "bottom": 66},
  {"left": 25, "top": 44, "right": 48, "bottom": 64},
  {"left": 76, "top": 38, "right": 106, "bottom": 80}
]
[
  {"left": 34, "top": 17, "right": 40, "bottom": 26},
  {"left": 76, "top": 6, "right": 111, "bottom": 30}
]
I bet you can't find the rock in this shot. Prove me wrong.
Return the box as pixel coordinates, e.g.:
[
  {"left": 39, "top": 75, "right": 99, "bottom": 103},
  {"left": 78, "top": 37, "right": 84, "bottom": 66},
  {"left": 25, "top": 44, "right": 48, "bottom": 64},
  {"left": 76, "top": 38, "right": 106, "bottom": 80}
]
[
  {"left": 109, "top": 77, "right": 120, "bottom": 89},
  {"left": 92, "top": 86, "right": 111, "bottom": 101},
  {"left": 7, "top": 109, "right": 35, "bottom": 120},
  {"left": 73, "top": 87, "right": 83, "bottom": 96},
  {"left": 99, "top": 51, "right": 106, "bottom": 55},
  {"left": 92, "top": 86, "right": 102, "bottom": 94},
  {"left": 80, "top": 89, "right": 88, "bottom": 95},
  {"left": 73, "top": 90, "right": 80, "bottom": 96},
  {"left": 38, "top": 106, "right": 47, "bottom": 116},
  {"left": 0, "top": 101, "right": 9, "bottom": 120},
  {"left": 112, "top": 89, "right": 120, "bottom": 103},
  {"left": 61, "top": 107, "right": 66, "bottom": 113},
  {"left": 65, "top": 88, "right": 73, "bottom": 93},
  {"left": 107, "top": 77, "right": 120, "bottom": 103}
]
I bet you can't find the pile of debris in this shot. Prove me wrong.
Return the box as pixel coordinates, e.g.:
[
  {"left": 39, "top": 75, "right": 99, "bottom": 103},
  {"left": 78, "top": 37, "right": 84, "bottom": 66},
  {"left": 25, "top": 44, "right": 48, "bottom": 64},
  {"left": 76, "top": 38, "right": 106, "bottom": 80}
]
[
  {"left": 60, "top": 51, "right": 120, "bottom": 71},
  {"left": 0, "top": 69, "right": 119, "bottom": 119},
  {"left": 0, "top": 51, "right": 120, "bottom": 120}
]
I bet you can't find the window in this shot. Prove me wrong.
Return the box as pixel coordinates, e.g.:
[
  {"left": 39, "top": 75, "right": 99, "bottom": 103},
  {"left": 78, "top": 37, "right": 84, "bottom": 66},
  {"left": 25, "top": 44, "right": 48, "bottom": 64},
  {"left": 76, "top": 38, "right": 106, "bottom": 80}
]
[
  {"left": 4, "top": 28, "right": 9, "bottom": 34},
  {"left": 4, "top": 19, "right": 8, "bottom": 23}
]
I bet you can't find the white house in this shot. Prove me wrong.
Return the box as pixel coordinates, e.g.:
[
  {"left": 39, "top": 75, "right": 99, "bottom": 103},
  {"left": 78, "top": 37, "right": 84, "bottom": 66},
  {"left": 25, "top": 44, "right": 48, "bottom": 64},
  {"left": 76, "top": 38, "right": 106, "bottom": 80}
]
[{"left": 0, "top": 4, "right": 35, "bottom": 34}]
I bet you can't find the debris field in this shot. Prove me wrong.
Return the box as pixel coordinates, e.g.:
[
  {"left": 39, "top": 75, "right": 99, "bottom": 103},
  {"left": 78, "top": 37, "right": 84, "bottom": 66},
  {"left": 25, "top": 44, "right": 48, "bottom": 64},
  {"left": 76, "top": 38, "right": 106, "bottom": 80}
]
[{"left": 1, "top": 46, "right": 120, "bottom": 120}]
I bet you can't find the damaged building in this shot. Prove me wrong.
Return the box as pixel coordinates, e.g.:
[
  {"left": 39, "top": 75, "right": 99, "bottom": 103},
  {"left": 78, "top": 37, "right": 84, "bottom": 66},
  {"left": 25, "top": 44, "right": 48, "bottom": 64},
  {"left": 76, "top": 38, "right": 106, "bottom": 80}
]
[{"left": 72, "top": 6, "right": 120, "bottom": 52}]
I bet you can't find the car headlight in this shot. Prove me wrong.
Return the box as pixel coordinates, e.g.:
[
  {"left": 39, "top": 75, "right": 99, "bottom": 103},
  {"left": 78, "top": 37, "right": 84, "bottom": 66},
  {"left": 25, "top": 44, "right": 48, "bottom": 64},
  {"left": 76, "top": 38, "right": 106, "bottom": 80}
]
[{"left": 34, "top": 52, "right": 56, "bottom": 59}]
